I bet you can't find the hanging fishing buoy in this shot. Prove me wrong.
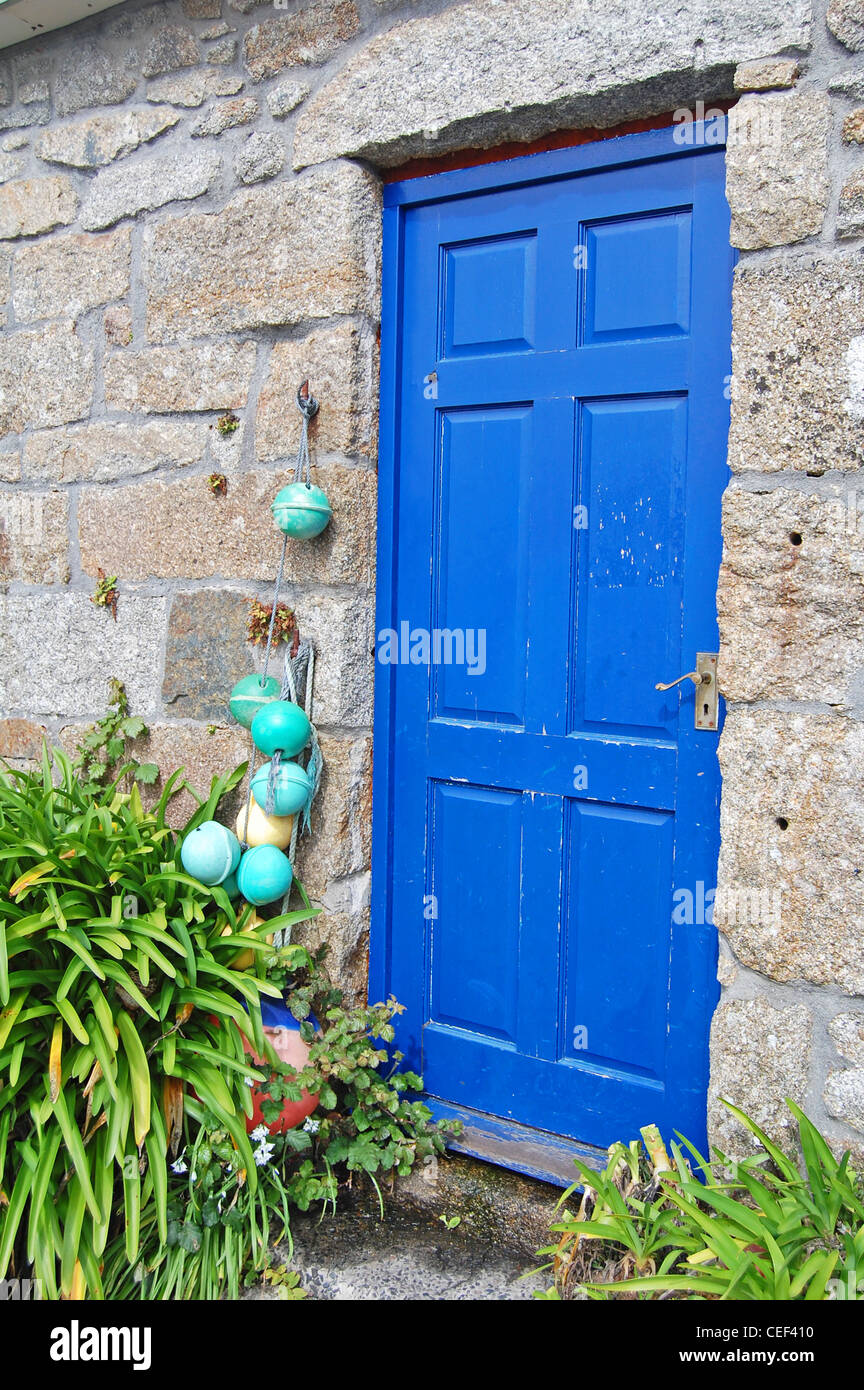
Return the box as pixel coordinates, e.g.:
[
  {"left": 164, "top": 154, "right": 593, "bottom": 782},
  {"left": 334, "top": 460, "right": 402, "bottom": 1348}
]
[
  {"left": 228, "top": 673, "right": 281, "bottom": 730},
  {"left": 180, "top": 820, "right": 241, "bottom": 886},
  {"left": 250, "top": 699, "right": 311, "bottom": 758},
  {"left": 220, "top": 869, "right": 241, "bottom": 900},
  {"left": 236, "top": 844, "right": 293, "bottom": 906},
  {"left": 251, "top": 760, "right": 313, "bottom": 817},
  {"left": 270, "top": 384, "right": 331, "bottom": 539},
  {"left": 235, "top": 801, "right": 294, "bottom": 850},
  {"left": 271, "top": 482, "right": 332, "bottom": 539}
]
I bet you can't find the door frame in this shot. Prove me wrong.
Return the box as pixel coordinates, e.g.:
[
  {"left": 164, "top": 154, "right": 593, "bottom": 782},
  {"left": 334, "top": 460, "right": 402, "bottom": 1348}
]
[{"left": 370, "top": 121, "right": 731, "bottom": 1182}]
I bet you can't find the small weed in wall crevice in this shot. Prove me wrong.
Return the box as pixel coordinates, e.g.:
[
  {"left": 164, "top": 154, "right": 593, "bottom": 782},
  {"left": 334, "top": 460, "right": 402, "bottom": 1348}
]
[
  {"left": 209, "top": 473, "right": 228, "bottom": 497},
  {"left": 73, "top": 677, "right": 159, "bottom": 796},
  {"left": 215, "top": 411, "right": 240, "bottom": 436},
  {"left": 90, "top": 568, "right": 119, "bottom": 620},
  {"left": 247, "top": 599, "right": 299, "bottom": 652}
]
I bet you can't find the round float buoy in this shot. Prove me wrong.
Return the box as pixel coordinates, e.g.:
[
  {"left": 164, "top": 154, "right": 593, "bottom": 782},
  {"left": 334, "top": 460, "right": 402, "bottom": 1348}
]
[
  {"left": 180, "top": 820, "right": 241, "bottom": 886},
  {"left": 236, "top": 844, "right": 293, "bottom": 906},
  {"left": 271, "top": 482, "right": 331, "bottom": 540},
  {"left": 250, "top": 760, "right": 313, "bottom": 818},
  {"left": 250, "top": 699, "right": 311, "bottom": 759},
  {"left": 228, "top": 673, "right": 281, "bottom": 730}
]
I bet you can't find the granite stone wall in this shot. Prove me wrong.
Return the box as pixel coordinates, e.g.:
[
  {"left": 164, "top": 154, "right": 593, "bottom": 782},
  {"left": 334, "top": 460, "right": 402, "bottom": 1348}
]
[{"left": 1, "top": 0, "right": 863, "bottom": 1155}]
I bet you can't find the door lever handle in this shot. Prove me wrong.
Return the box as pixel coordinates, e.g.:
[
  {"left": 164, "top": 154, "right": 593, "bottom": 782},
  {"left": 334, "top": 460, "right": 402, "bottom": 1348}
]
[
  {"left": 655, "top": 670, "right": 710, "bottom": 691},
  {"left": 654, "top": 652, "right": 719, "bottom": 730}
]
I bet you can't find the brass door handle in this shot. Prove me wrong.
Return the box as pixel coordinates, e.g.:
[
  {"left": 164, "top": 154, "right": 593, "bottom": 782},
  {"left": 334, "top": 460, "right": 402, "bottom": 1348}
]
[
  {"left": 655, "top": 670, "right": 710, "bottom": 691},
  {"left": 654, "top": 652, "right": 719, "bottom": 730}
]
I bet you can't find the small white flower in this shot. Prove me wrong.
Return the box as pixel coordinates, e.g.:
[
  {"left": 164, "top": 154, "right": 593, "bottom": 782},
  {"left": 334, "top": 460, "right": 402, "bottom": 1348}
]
[
  {"left": 254, "top": 1140, "right": 275, "bottom": 1167},
  {"left": 250, "top": 1124, "right": 269, "bottom": 1142},
  {"left": 190, "top": 1171, "right": 198, "bottom": 1183},
  {"left": 244, "top": 1076, "right": 255, "bottom": 1088},
  {"left": 302, "top": 1117, "right": 319, "bottom": 1135},
  {"left": 170, "top": 1157, "right": 188, "bottom": 1175}
]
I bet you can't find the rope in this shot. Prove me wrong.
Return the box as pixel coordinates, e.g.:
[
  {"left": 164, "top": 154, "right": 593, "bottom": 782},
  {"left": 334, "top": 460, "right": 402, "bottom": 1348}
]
[
  {"left": 244, "top": 385, "right": 324, "bottom": 948},
  {"left": 292, "top": 386, "right": 318, "bottom": 489}
]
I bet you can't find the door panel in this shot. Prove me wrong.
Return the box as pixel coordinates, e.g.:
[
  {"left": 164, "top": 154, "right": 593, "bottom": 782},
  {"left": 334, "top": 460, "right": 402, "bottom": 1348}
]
[{"left": 373, "top": 130, "right": 733, "bottom": 1153}]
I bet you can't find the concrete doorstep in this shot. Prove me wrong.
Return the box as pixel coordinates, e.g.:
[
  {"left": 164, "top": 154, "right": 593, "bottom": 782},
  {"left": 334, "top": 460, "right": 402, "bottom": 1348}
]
[{"left": 246, "top": 1154, "right": 564, "bottom": 1302}]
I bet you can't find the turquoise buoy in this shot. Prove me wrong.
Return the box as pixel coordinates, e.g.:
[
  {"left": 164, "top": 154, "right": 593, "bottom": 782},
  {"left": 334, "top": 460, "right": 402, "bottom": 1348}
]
[
  {"left": 251, "top": 760, "right": 313, "bottom": 817},
  {"left": 220, "top": 870, "right": 241, "bottom": 900},
  {"left": 271, "top": 483, "right": 331, "bottom": 540},
  {"left": 229, "top": 673, "right": 281, "bottom": 730},
  {"left": 180, "top": 820, "right": 241, "bottom": 886},
  {"left": 250, "top": 700, "right": 311, "bottom": 758},
  {"left": 236, "top": 844, "right": 293, "bottom": 906}
]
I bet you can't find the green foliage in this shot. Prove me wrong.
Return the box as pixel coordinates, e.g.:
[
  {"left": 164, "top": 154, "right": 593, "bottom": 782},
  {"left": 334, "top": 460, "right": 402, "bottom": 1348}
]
[
  {"left": 246, "top": 600, "right": 298, "bottom": 650},
  {"left": 262, "top": 942, "right": 460, "bottom": 1182},
  {"left": 90, "top": 570, "right": 119, "bottom": 620},
  {"left": 0, "top": 737, "right": 459, "bottom": 1302},
  {"left": 0, "top": 747, "right": 317, "bottom": 1299},
  {"left": 100, "top": 944, "right": 459, "bottom": 1299},
  {"left": 535, "top": 1103, "right": 864, "bottom": 1301},
  {"left": 102, "top": 1109, "right": 308, "bottom": 1301},
  {"left": 71, "top": 678, "right": 159, "bottom": 796}
]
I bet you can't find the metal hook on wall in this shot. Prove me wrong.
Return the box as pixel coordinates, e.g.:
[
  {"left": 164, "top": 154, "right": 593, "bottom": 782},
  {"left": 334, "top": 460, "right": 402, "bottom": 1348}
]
[{"left": 296, "top": 379, "right": 319, "bottom": 419}]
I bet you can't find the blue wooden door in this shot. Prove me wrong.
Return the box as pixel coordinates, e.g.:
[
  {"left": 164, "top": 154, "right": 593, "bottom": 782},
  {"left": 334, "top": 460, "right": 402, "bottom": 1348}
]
[{"left": 372, "top": 129, "right": 733, "bottom": 1158}]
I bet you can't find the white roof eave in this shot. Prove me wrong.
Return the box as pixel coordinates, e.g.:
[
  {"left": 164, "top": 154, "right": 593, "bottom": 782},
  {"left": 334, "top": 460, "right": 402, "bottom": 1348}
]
[{"left": 0, "top": 0, "right": 129, "bottom": 54}]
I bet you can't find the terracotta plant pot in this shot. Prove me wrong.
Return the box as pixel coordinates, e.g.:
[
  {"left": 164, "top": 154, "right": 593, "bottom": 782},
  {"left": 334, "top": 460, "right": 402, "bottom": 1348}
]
[{"left": 243, "top": 998, "right": 319, "bottom": 1133}]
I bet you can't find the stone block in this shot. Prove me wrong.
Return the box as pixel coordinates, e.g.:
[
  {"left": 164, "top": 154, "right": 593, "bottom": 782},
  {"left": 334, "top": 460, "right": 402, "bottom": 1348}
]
[
  {"left": 243, "top": 3, "right": 359, "bottom": 81},
  {"left": 13, "top": 228, "right": 131, "bottom": 323},
  {"left": 716, "top": 709, "right": 864, "bottom": 993},
  {"left": 81, "top": 150, "right": 221, "bottom": 230},
  {"left": 288, "top": 588, "right": 374, "bottom": 728},
  {"left": 267, "top": 79, "right": 309, "bottom": 119},
  {"left": 234, "top": 130, "right": 285, "bottom": 184},
  {"left": 726, "top": 92, "right": 830, "bottom": 248},
  {"left": 141, "top": 25, "right": 200, "bottom": 78},
  {"left": 718, "top": 484, "right": 864, "bottom": 705},
  {"left": 0, "top": 323, "right": 93, "bottom": 434},
  {"left": 824, "top": 1069, "right": 864, "bottom": 1133},
  {"left": 146, "top": 70, "right": 243, "bottom": 105},
  {"left": 55, "top": 42, "right": 138, "bottom": 117},
  {"left": 190, "top": 97, "right": 259, "bottom": 136},
  {"left": 256, "top": 322, "right": 378, "bottom": 459},
  {"left": 0, "top": 593, "right": 167, "bottom": 718},
  {"left": 728, "top": 256, "right": 864, "bottom": 473},
  {"left": 0, "top": 489, "right": 68, "bottom": 584},
  {"left": 162, "top": 589, "right": 260, "bottom": 720},
  {"left": 0, "top": 151, "right": 24, "bottom": 184},
  {"left": 182, "top": 0, "right": 222, "bottom": 15},
  {"left": 0, "top": 175, "right": 77, "bottom": 239},
  {"left": 829, "top": 1013, "right": 864, "bottom": 1066},
  {"left": 104, "top": 340, "right": 256, "bottom": 413},
  {"left": 828, "top": 0, "right": 864, "bottom": 50},
  {"left": 293, "top": 0, "right": 811, "bottom": 167},
  {"left": 290, "top": 898, "right": 369, "bottom": 1006},
  {"left": 22, "top": 419, "right": 207, "bottom": 484},
  {"left": 77, "top": 461, "right": 376, "bottom": 588},
  {"left": 733, "top": 57, "right": 799, "bottom": 90},
  {"left": 62, "top": 720, "right": 252, "bottom": 830},
  {"left": 35, "top": 107, "right": 179, "bottom": 168},
  {"left": 0, "top": 717, "right": 47, "bottom": 764},
  {"left": 839, "top": 168, "right": 864, "bottom": 237},
  {"left": 293, "top": 733, "right": 372, "bottom": 897},
  {"left": 708, "top": 995, "right": 812, "bottom": 1155},
  {"left": 206, "top": 40, "right": 237, "bottom": 65},
  {"left": 145, "top": 163, "right": 380, "bottom": 339},
  {"left": 842, "top": 107, "right": 864, "bottom": 141}
]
